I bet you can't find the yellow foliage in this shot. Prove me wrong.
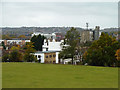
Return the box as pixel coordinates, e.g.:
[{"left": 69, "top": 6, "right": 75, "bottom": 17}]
[
  {"left": 83, "top": 51, "right": 88, "bottom": 59},
  {"left": 115, "top": 49, "right": 120, "bottom": 61},
  {"left": 10, "top": 46, "right": 20, "bottom": 51}
]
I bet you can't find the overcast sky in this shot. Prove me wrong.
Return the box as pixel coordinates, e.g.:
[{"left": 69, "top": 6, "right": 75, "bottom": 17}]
[{"left": 1, "top": 1, "right": 118, "bottom": 29}]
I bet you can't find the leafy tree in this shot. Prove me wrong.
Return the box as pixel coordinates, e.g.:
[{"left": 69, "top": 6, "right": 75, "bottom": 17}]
[
  {"left": 24, "top": 42, "right": 36, "bottom": 53},
  {"left": 23, "top": 42, "right": 36, "bottom": 62},
  {"left": 9, "top": 46, "right": 23, "bottom": 62},
  {"left": 2, "top": 35, "right": 11, "bottom": 40},
  {"left": 1, "top": 41, "right": 6, "bottom": 50},
  {"left": 24, "top": 54, "right": 37, "bottom": 62},
  {"left": 115, "top": 49, "right": 120, "bottom": 66},
  {"left": 31, "top": 34, "right": 45, "bottom": 51},
  {"left": 9, "top": 50, "right": 23, "bottom": 62},
  {"left": 2, "top": 54, "right": 9, "bottom": 62},
  {"left": 83, "top": 32, "right": 120, "bottom": 67},
  {"left": 18, "top": 35, "right": 26, "bottom": 39},
  {"left": 10, "top": 46, "right": 20, "bottom": 51},
  {"left": 116, "top": 49, "right": 120, "bottom": 60},
  {"left": 60, "top": 27, "right": 80, "bottom": 64}
]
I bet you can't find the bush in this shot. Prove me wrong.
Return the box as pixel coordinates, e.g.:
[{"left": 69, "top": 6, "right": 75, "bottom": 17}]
[
  {"left": 2, "top": 54, "right": 9, "bottom": 62},
  {"left": 24, "top": 54, "right": 37, "bottom": 62},
  {"left": 9, "top": 50, "right": 23, "bottom": 62}
]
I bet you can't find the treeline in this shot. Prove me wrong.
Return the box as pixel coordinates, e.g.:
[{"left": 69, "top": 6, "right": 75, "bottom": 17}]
[
  {"left": 83, "top": 33, "right": 120, "bottom": 67},
  {"left": 60, "top": 27, "right": 120, "bottom": 67},
  {"left": 2, "top": 34, "right": 45, "bottom": 62}
]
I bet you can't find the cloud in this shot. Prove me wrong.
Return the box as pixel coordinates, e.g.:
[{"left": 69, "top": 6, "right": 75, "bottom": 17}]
[{"left": 1, "top": 2, "right": 118, "bottom": 29}]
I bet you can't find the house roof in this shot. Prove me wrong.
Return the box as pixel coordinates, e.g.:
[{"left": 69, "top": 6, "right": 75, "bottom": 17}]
[{"left": 35, "top": 50, "right": 60, "bottom": 54}]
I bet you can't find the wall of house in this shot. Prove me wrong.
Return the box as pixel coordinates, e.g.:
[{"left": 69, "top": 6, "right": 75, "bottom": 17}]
[
  {"left": 44, "top": 52, "right": 56, "bottom": 63},
  {"left": 56, "top": 52, "right": 59, "bottom": 63},
  {"left": 43, "top": 39, "right": 63, "bottom": 51},
  {"left": 0, "top": 40, "right": 30, "bottom": 46},
  {"left": 34, "top": 53, "right": 44, "bottom": 63}
]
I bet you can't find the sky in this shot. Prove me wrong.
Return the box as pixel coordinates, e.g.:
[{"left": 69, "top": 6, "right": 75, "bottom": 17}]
[{"left": 1, "top": 0, "right": 119, "bottom": 29}]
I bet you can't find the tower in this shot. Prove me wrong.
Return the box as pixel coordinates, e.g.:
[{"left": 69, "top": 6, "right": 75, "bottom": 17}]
[
  {"left": 94, "top": 26, "right": 100, "bottom": 40},
  {"left": 86, "top": 23, "right": 89, "bottom": 30}
]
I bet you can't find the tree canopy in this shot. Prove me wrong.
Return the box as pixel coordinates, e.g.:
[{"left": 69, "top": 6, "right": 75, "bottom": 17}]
[
  {"left": 31, "top": 34, "right": 45, "bottom": 51},
  {"left": 60, "top": 27, "right": 80, "bottom": 64},
  {"left": 83, "top": 32, "right": 120, "bottom": 67}
]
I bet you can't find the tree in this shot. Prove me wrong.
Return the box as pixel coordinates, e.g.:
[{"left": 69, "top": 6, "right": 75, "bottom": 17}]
[
  {"left": 18, "top": 35, "right": 26, "bottom": 39},
  {"left": 2, "top": 35, "right": 11, "bottom": 40},
  {"left": 1, "top": 41, "right": 6, "bottom": 50},
  {"left": 24, "top": 54, "right": 37, "bottom": 62},
  {"left": 10, "top": 46, "right": 20, "bottom": 51},
  {"left": 83, "top": 32, "right": 120, "bottom": 67},
  {"left": 60, "top": 27, "right": 80, "bottom": 64},
  {"left": 24, "top": 42, "right": 36, "bottom": 53},
  {"left": 115, "top": 49, "right": 120, "bottom": 66},
  {"left": 9, "top": 50, "right": 23, "bottom": 62},
  {"left": 31, "top": 34, "right": 45, "bottom": 51},
  {"left": 23, "top": 42, "right": 37, "bottom": 62},
  {"left": 116, "top": 49, "right": 120, "bottom": 60},
  {"left": 2, "top": 54, "right": 9, "bottom": 62}
]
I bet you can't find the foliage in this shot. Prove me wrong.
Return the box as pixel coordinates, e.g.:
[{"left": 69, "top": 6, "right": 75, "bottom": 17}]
[
  {"left": 24, "top": 53, "right": 37, "bottom": 62},
  {"left": 1, "top": 41, "right": 6, "bottom": 49},
  {"left": 2, "top": 54, "right": 9, "bottom": 62},
  {"left": 2, "top": 35, "right": 11, "bottom": 40},
  {"left": 18, "top": 35, "right": 26, "bottom": 39},
  {"left": 9, "top": 50, "right": 23, "bottom": 62},
  {"left": 115, "top": 49, "right": 120, "bottom": 66},
  {"left": 10, "top": 46, "right": 20, "bottom": 51},
  {"left": 31, "top": 34, "right": 45, "bottom": 51},
  {"left": 83, "top": 32, "right": 120, "bottom": 67},
  {"left": 60, "top": 27, "right": 80, "bottom": 64},
  {"left": 24, "top": 42, "right": 36, "bottom": 53},
  {"left": 115, "top": 49, "right": 120, "bottom": 61},
  {"left": 80, "top": 41, "right": 92, "bottom": 47},
  {"left": 23, "top": 42, "right": 36, "bottom": 62}
]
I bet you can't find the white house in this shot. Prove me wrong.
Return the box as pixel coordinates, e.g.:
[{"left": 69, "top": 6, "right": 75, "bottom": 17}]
[
  {"left": 42, "top": 39, "right": 64, "bottom": 51},
  {"left": 34, "top": 39, "right": 64, "bottom": 64},
  {"left": 34, "top": 51, "right": 59, "bottom": 63}
]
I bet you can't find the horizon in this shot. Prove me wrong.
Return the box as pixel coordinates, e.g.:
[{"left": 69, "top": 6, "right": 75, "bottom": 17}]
[{"left": 0, "top": 26, "right": 118, "bottom": 30}]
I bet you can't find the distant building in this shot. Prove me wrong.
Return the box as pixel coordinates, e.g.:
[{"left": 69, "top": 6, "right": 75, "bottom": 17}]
[
  {"left": 93, "top": 26, "right": 100, "bottom": 40},
  {"left": 80, "top": 30, "right": 93, "bottom": 43},
  {"left": 32, "top": 32, "right": 64, "bottom": 41},
  {"left": 31, "top": 32, "right": 56, "bottom": 40},
  {"left": 0, "top": 40, "right": 30, "bottom": 46},
  {"left": 55, "top": 32, "right": 64, "bottom": 41}
]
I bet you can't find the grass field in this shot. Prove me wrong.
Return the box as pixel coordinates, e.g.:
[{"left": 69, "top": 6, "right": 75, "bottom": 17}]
[{"left": 2, "top": 63, "right": 118, "bottom": 88}]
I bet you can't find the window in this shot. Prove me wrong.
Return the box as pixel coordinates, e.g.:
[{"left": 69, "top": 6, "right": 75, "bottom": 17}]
[
  {"left": 53, "top": 54, "right": 56, "bottom": 57},
  {"left": 46, "top": 56, "right": 48, "bottom": 58},
  {"left": 49, "top": 55, "right": 52, "bottom": 58},
  {"left": 53, "top": 61, "right": 55, "bottom": 64},
  {"left": 38, "top": 55, "right": 41, "bottom": 58},
  {"left": 46, "top": 48, "right": 48, "bottom": 51}
]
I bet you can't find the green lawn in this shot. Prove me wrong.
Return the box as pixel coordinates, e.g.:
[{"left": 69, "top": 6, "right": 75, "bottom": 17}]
[{"left": 2, "top": 63, "right": 118, "bottom": 88}]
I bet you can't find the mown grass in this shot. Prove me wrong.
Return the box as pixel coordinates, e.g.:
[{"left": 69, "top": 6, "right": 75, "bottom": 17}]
[{"left": 2, "top": 62, "right": 118, "bottom": 88}]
